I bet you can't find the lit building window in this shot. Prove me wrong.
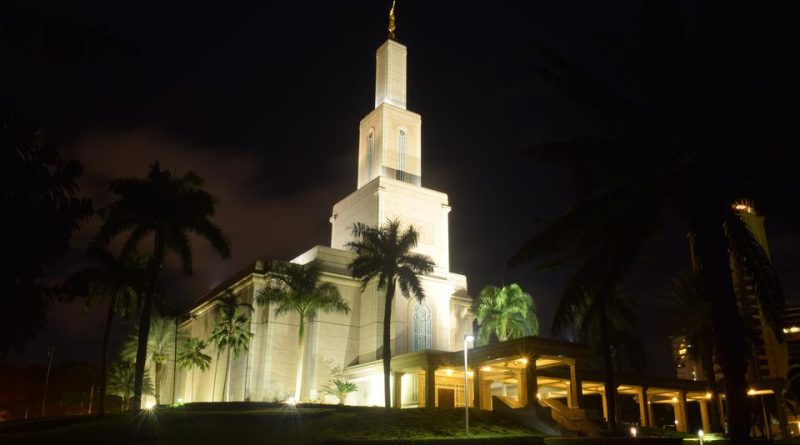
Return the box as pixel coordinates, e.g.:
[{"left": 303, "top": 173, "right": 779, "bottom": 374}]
[
  {"left": 398, "top": 129, "right": 406, "bottom": 181},
  {"left": 412, "top": 302, "right": 431, "bottom": 352}
]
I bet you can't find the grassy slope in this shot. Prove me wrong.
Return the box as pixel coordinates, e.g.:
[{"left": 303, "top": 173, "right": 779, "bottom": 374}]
[{"left": 0, "top": 406, "right": 540, "bottom": 444}]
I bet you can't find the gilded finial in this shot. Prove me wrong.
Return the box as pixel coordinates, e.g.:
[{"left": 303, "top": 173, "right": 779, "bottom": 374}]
[{"left": 388, "top": 0, "right": 397, "bottom": 40}]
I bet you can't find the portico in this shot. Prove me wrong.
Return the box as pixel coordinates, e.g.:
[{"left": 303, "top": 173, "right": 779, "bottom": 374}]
[{"left": 345, "top": 335, "right": 791, "bottom": 437}]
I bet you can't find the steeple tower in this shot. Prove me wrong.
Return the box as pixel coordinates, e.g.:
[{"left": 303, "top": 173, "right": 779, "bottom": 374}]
[
  {"left": 356, "top": 7, "right": 422, "bottom": 189},
  {"left": 332, "top": 5, "right": 451, "bottom": 274}
]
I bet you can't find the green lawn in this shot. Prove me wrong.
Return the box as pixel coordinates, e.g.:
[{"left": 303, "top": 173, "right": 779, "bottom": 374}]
[{"left": 0, "top": 406, "right": 541, "bottom": 444}]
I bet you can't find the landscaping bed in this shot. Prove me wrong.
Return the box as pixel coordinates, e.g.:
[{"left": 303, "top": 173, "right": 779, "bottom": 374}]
[
  {"left": 317, "top": 408, "right": 542, "bottom": 443},
  {"left": 323, "top": 438, "right": 542, "bottom": 445},
  {"left": 0, "top": 407, "right": 543, "bottom": 445},
  {"left": 544, "top": 438, "right": 683, "bottom": 445}
]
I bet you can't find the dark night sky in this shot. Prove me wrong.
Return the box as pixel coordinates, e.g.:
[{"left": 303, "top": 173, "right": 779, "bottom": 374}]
[{"left": 4, "top": 1, "right": 800, "bottom": 377}]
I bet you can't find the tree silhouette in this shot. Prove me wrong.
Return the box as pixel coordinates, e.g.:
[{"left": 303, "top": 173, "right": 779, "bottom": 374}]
[{"left": 347, "top": 220, "right": 434, "bottom": 408}]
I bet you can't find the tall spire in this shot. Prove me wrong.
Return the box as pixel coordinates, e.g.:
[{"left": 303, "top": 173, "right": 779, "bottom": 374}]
[{"left": 388, "top": 0, "right": 397, "bottom": 40}]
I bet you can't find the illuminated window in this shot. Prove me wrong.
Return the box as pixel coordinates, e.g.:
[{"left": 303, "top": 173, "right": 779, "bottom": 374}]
[
  {"left": 398, "top": 129, "right": 406, "bottom": 181},
  {"left": 412, "top": 303, "right": 431, "bottom": 352},
  {"left": 367, "top": 132, "right": 374, "bottom": 180}
]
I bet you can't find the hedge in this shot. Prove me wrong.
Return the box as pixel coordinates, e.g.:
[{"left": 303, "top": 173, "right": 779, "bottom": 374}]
[
  {"left": 544, "top": 438, "right": 683, "bottom": 445},
  {"left": 323, "top": 437, "right": 544, "bottom": 445}
]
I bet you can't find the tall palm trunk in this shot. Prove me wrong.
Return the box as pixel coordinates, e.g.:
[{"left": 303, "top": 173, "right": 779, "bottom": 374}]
[
  {"left": 172, "top": 317, "right": 178, "bottom": 404},
  {"left": 294, "top": 316, "right": 306, "bottom": 401},
  {"left": 382, "top": 279, "right": 396, "bottom": 409},
  {"left": 98, "top": 294, "right": 116, "bottom": 415},
  {"left": 694, "top": 213, "right": 750, "bottom": 443},
  {"left": 212, "top": 349, "right": 221, "bottom": 402},
  {"left": 701, "top": 348, "right": 722, "bottom": 432},
  {"left": 224, "top": 347, "right": 232, "bottom": 401},
  {"left": 132, "top": 232, "right": 163, "bottom": 410},
  {"left": 597, "top": 296, "right": 617, "bottom": 431},
  {"left": 154, "top": 362, "right": 163, "bottom": 404}
]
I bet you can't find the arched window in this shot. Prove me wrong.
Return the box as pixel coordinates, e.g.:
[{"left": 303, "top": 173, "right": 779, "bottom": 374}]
[
  {"left": 367, "top": 132, "right": 374, "bottom": 180},
  {"left": 398, "top": 129, "right": 406, "bottom": 181},
  {"left": 412, "top": 303, "right": 432, "bottom": 352}
]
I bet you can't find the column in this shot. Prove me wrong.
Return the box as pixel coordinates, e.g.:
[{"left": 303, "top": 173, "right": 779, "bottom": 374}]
[
  {"left": 637, "top": 387, "right": 649, "bottom": 427},
  {"left": 675, "top": 391, "right": 688, "bottom": 432},
  {"left": 717, "top": 394, "right": 726, "bottom": 432},
  {"left": 524, "top": 357, "right": 539, "bottom": 408},
  {"left": 647, "top": 395, "right": 654, "bottom": 429},
  {"left": 393, "top": 372, "right": 403, "bottom": 408},
  {"left": 481, "top": 380, "right": 492, "bottom": 410},
  {"left": 473, "top": 366, "right": 481, "bottom": 409},
  {"left": 569, "top": 363, "right": 583, "bottom": 409},
  {"left": 775, "top": 390, "right": 790, "bottom": 439},
  {"left": 425, "top": 366, "right": 436, "bottom": 408},
  {"left": 517, "top": 369, "right": 527, "bottom": 406},
  {"left": 699, "top": 400, "right": 711, "bottom": 433},
  {"left": 601, "top": 391, "right": 609, "bottom": 420}
]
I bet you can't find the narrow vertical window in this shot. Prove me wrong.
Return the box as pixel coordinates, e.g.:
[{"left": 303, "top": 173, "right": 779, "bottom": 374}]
[
  {"left": 398, "top": 129, "right": 406, "bottom": 181},
  {"left": 412, "top": 303, "right": 431, "bottom": 352},
  {"left": 367, "top": 132, "right": 374, "bottom": 180}
]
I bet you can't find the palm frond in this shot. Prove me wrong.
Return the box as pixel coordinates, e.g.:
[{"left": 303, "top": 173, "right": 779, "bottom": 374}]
[{"left": 724, "top": 210, "right": 785, "bottom": 340}]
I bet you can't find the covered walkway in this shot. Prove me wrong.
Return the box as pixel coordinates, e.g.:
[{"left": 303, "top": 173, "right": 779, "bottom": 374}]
[{"left": 344, "top": 336, "right": 790, "bottom": 437}]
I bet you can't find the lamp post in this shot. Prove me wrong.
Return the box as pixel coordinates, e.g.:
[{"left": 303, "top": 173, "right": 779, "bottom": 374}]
[{"left": 463, "top": 335, "right": 474, "bottom": 436}]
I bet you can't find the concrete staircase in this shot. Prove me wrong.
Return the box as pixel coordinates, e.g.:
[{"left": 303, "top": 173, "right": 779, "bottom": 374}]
[
  {"left": 491, "top": 396, "right": 602, "bottom": 437},
  {"left": 538, "top": 397, "right": 602, "bottom": 437},
  {"left": 491, "top": 396, "right": 566, "bottom": 436}
]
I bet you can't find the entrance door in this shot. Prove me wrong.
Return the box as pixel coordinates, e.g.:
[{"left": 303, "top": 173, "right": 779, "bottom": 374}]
[{"left": 438, "top": 388, "right": 455, "bottom": 408}]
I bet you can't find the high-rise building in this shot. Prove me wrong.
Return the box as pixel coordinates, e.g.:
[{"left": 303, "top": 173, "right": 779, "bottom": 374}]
[
  {"left": 781, "top": 302, "right": 800, "bottom": 365},
  {"left": 676, "top": 203, "right": 789, "bottom": 382}
]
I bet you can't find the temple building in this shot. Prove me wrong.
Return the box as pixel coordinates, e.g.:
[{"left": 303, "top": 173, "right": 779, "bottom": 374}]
[
  {"left": 159, "top": 12, "right": 793, "bottom": 439},
  {"left": 172, "top": 17, "right": 473, "bottom": 407}
]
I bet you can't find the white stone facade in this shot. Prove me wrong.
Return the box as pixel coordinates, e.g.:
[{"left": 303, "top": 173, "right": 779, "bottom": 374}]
[{"left": 174, "top": 37, "right": 474, "bottom": 407}]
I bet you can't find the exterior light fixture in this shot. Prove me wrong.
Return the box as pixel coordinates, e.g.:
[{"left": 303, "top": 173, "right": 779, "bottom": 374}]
[
  {"left": 144, "top": 401, "right": 156, "bottom": 410},
  {"left": 630, "top": 427, "right": 638, "bottom": 437},
  {"left": 518, "top": 358, "right": 529, "bottom": 365},
  {"left": 463, "top": 335, "right": 474, "bottom": 436},
  {"left": 748, "top": 388, "right": 757, "bottom": 396},
  {"left": 286, "top": 396, "right": 297, "bottom": 407},
  {"left": 672, "top": 397, "right": 678, "bottom": 403},
  {"left": 698, "top": 429, "right": 705, "bottom": 445},
  {"left": 674, "top": 419, "right": 679, "bottom": 425},
  {"left": 705, "top": 392, "right": 712, "bottom": 399},
  {"left": 445, "top": 369, "right": 454, "bottom": 376},
  {"left": 480, "top": 366, "right": 492, "bottom": 372}
]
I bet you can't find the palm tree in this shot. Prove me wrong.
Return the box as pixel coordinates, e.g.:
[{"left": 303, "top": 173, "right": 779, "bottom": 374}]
[
  {"left": 106, "top": 362, "right": 154, "bottom": 411},
  {"left": 323, "top": 379, "right": 358, "bottom": 405},
  {"left": 177, "top": 338, "right": 211, "bottom": 402},
  {"left": 346, "top": 220, "right": 435, "bottom": 408},
  {"left": 471, "top": 283, "right": 538, "bottom": 346},
  {"left": 568, "top": 287, "right": 645, "bottom": 428},
  {"left": 572, "top": 287, "right": 645, "bottom": 371},
  {"left": 93, "top": 162, "right": 231, "bottom": 410},
  {"left": 61, "top": 247, "right": 148, "bottom": 415},
  {"left": 122, "top": 316, "right": 176, "bottom": 405},
  {"left": 256, "top": 259, "right": 350, "bottom": 401},
  {"left": 508, "top": 4, "right": 791, "bottom": 439},
  {"left": 1, "top": 106, "right": 94, "bottom": 358},
  {"left": 664, "top": 272, "right": 721, "bottom": 431},
  {"left": 209, "top": 293, "right": 253, "bottom": 402}
]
